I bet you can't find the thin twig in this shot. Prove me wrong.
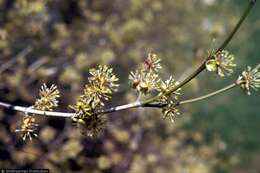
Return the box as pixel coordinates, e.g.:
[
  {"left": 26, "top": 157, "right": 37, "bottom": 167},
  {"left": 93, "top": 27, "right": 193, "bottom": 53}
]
[
  {"left": 0, "top": 46, "right": 33, "bottom": 74},
  {"left": 176, "top": 83, "right": 238, "bottom": 106},
  {"left": 145, "top": 81, "right": 241, "bottom": 108}
]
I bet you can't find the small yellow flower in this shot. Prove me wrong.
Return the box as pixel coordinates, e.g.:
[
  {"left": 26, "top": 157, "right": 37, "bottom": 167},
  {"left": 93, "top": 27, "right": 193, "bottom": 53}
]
[
  {"left": 70, "top": 97, "right": 94, "bottom": 119},
  {"left": 237, "top": 65, "right": 260, "bottom": 95},
  {"left": 129, "top": 71, "right": 159, "bottom": 94},
  {"left": 85, "top": 65, "right": 119, "bottom": 104},
  {"left": 206, "top": 50, "right": 236, "bottom": 77},
  {"left": 72, "top": 114, "right": 106, "bottom": 137},
  {"left": 157, "top": 76, "right": 181, "bottom": 101},
  {"left": 162, "top": 101, "right": 180, "bottom": 123},
  {"left": 34, "top": 83, "right": 60, "bottom": 111},
  {"left": 144, "top": 53, "right": 162, "bottom": 72},
  {"left": 129, "top": 53, "right": 162, "bottom": 95},
  {"left": 16, "top": 115, "right": 38, "bottom": 141},
  {"left": 89, "top": 65, "right": 119, "bottom": 93},
  {"left": 129, "top": 71, "right": 142, "bottom": 89}
]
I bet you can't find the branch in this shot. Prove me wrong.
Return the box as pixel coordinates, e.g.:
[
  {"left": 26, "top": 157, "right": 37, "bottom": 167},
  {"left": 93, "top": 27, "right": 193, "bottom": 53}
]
[
  {"left": 216, "top": 1, "right": 256, "bottom": 52},
  {"left": 145, "top": 80, "right": 242, "bottom": 109},
  {"left": 176, "top": 82, "right": 239, "bottom": 106},
  {"left": 0, "top": 80, "right": 247, "bottom": 118},
  {"left": 0, "top": 101, "right": 144, "bottom": 118},
  {"left": 0, "top": 101, "right": 73, "bottom": 118},
  {"left": 0, "top": 1, "right": 256, "bottom": 119},
  {"left": 141, "top": 0, "right": 255, "bottom": 105}
]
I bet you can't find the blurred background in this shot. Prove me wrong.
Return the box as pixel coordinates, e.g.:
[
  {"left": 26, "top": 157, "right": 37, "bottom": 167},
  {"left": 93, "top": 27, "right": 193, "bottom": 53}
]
[{"left": 0, "top": 0, "right": 259, "bottom": 172}]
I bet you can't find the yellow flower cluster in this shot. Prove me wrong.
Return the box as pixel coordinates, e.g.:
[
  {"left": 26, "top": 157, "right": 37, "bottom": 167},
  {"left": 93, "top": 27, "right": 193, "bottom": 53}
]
[
  {"left": 86, "top": 65, "right": 119, "bottom": 105},
  {"left": 129, "top": 53, "right": 161, "bottom": 95},
  {"left": 238, "top": 65, "right": 260, "bottom": 95},
  {"left": 158, "top": 76, "right": 181, "bottom": 102},
  {"left": 206, "top": 50, "right": 236, "bottom": 77},
  {"left": 16, "top": 84, "right": 60, "bottom": 141},
  {"left": 129, "top": 53, "right": 181, "bottom": 122},
  {"left": 162, "top": 101, "right": 180, "bottom": 123},
  {"left": 71, "top": 65, "right": 119, "bottom": 136},
  {"left": 15, "top": 115, "right": 38, "bottom": 141},
  {"left": 34, "top": 84, "right": 60, "bottom": 111}
]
